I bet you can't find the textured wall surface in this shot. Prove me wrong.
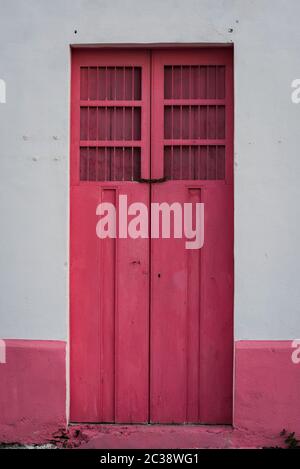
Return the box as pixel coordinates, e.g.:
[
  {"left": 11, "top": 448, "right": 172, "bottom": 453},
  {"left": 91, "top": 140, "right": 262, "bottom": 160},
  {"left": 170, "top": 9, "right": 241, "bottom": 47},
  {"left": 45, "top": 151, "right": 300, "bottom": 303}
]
[
  {"left": 234, "top": 341, "right": 300, "bottom": 434},
  {"left": 0, "top": 340, "right": 66, "bottom": 442},
  {"left": 0, "top": 0, "right": 299, "bottom": 339}
]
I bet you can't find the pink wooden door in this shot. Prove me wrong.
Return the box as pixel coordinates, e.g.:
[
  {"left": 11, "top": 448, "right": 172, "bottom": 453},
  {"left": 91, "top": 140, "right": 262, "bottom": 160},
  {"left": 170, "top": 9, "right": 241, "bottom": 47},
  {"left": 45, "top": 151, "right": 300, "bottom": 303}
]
[{"left": 70, "top": 48, "right": 233, "bottom": 424}]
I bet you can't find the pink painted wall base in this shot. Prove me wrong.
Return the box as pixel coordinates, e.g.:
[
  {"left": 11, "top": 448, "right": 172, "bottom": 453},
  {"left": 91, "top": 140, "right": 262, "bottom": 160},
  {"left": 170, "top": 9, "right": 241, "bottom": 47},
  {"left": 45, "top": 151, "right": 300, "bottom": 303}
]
[
  {"left": 0, "top": 340, "right": 66, "bottom": 444},
  {"left": 234, "top": 341, "right": 300, "bottom": 436},
  {"left": 0, "top": 339, "right": 299, "bottom": 447}
]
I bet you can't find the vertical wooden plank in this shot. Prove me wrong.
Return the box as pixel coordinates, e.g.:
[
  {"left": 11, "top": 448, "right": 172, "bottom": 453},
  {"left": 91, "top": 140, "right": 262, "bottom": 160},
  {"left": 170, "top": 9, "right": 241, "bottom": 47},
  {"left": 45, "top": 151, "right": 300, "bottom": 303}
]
[
  {"left": 186, "top": 188, "right": 201, "bottom": 422},
  {"left": 115, "top": 185, "right": 150, "bottom": 423},
  {"left": 150, "top": 184, "right": 188, "bottom": 422},
  {"left": 100, "top": 188, "right": 116, "bottom": 421},
  {"left": 70, "top": 185, "right": 102, "bottom": 421},
  {"left": 198, "top": 184, "right": 233, "bottom": 423}
]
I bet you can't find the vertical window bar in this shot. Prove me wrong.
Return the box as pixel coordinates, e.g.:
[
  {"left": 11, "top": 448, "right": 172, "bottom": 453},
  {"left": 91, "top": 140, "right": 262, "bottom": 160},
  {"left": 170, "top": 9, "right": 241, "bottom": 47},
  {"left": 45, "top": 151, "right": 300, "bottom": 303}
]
[
  {"left": 114, "top": 66, "right": 116, "bottom": 100},
  {"left": 122, "top": 66, "right": 125, "bottom": 101},
  {"left": 206, "top": 146, "right": 209, "bottom": 179},
  {"left": 86, "top": 147, "right": 90, "bottom": 180},
  {"left": 180, "top": 145, "right": 182, "bottom": 180},
  {"left": 180, "top": 66, "right": 183, "bottom": 100},
  {"left": 215, "top": 105, "right": 217, "bottom": 140},
  {"left": 95, "top": 147, "right": 97, "bottom": 181},
  {"left": 122, "top": 106, "right": 125, "bottom": 142},
  {"left": 105, "top": 147, "right": 107, "bottom": 181},
  {"left": 122, "top": 146, "right": 124, "bottom": 181},
  {"left": 87, "top": 106, "right": 90, "bottom": 141},
  {"left": 111, "top": 147, "right": 116, "bottom": 181},
  {"left": 180, "top": 105, "right": 182, "bottom": 140},
  {"left": 132, "top": 67, "right": 135, "bottom": 101},
  {"left": 106, "top": 148, "right": 112, "bottom": 181}
]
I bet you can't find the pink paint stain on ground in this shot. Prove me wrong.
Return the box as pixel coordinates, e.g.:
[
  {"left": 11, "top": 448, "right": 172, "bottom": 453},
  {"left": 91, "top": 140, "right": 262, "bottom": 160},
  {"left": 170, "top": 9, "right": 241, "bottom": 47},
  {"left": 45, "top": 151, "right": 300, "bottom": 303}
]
[{"left": 60, "top": 424, "right": 285, "bottom": 449}]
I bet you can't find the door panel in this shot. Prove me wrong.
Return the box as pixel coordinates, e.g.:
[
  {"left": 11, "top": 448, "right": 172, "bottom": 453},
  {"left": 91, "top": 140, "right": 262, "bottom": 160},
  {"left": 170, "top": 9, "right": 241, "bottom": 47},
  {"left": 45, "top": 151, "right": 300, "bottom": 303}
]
[
  {"left": 150, "top": 183, "right": 203, "bottom": 423},
  {"left": 150, "top": 181, "right": 233, "bottom": 423},
  {"left": 70, "top": 50, "right": 151, "bottom": 423},
  {"left": 150, "top": 49, "right": 233, "bottom": 423}
]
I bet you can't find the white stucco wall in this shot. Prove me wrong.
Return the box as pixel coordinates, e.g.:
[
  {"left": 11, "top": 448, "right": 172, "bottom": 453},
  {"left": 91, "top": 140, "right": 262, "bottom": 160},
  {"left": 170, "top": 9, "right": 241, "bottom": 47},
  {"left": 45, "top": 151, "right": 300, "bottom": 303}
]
[{"left": 0, "top": 0, "right": 299, "bottom": 340}]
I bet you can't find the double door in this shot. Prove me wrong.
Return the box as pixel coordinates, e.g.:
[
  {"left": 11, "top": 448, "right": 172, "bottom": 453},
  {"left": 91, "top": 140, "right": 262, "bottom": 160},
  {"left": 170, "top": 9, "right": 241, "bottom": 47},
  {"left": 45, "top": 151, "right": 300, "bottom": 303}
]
[{"left": 70, "top": 48, "right": 233, "bottom": 423}]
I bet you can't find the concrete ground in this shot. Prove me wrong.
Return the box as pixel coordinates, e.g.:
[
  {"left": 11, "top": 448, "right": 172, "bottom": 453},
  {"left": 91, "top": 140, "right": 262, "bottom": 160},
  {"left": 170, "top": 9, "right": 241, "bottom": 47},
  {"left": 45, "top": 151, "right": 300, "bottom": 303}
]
[
  {"left": 31, "top": 424, "right": 286, "bottom": 449},
  {"left": 1, "top": 424, "right": 293, "bottom": 449}
]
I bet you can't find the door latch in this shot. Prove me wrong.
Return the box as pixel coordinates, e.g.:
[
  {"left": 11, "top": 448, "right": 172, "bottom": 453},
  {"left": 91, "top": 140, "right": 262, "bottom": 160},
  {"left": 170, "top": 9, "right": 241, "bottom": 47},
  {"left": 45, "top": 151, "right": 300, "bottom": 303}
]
[{"left": 136, "top": 177, "right": 167, "bottom": 184}]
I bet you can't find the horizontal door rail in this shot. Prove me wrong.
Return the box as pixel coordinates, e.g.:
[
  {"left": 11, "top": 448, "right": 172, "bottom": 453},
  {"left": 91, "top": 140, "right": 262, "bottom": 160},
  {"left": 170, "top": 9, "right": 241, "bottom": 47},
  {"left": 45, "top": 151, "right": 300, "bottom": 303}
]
[
  {"left": 80, "top": 100, "right": 142, "bottom": 107},
  {"left": 163, "top": 99, "right": 226, "bottom": 106},
  {"left": 163, "top": 139, "right": 226, "bottom": 146},
  {"left": 80, "top": 140, "right": 142, "bottom": 147}
]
